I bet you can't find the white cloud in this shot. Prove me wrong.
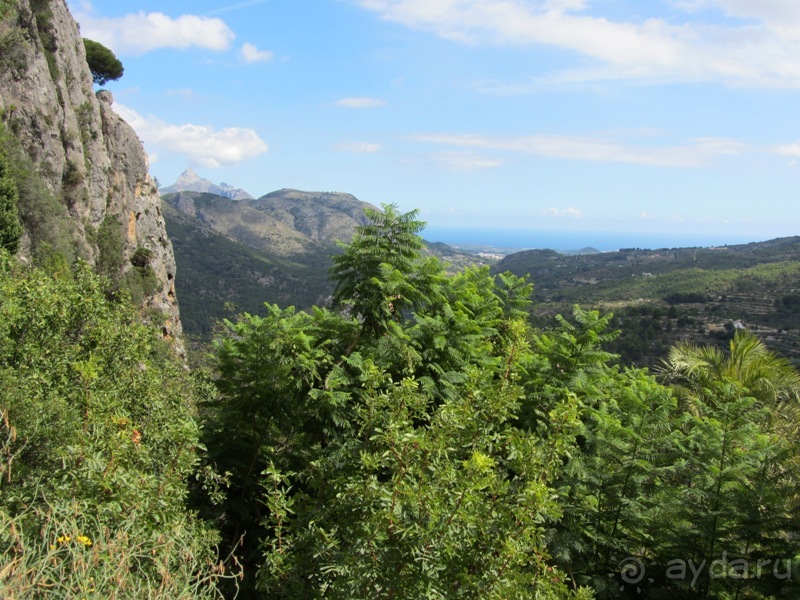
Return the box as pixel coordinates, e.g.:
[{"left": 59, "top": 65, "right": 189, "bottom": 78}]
[
  {"left": 240, "top": 42, "right": 274, "bottom": 63},
  {"left": 412, "top": 132, "right": 746, "bottom": 167},
  {"left": 335, "top": 97, "right": 387, "bottom": 108},
  {"left": 775, "top": 143, "right": 800, "bottom": 157},
  {"left": 542, "top": 0, "right": 588, "bottom": 10},
  {"left": 207, "top": 0, "right": 270, "bottom": 16},
  {"left": 113, "top": 103, "right": 268, "bottom": 168},
  {"left": 639, "top": 211, "right": 656, "bottom": 219},
  {"left": 355, "top": 0, "right": 800, "bottom": 87},
  {"left": 73, "top": 8, "right": 235, "bottom": 55},
  {"left": 432, "top": 152, "right": 503, "bottom": 170},
  {"left": 542, "top": 207, "right": 585, "bottom": 218},
  {"left": 674, "top": 0, "right": 800, "bottom": 28},
  {"left": 337, "top": 142, "right": 383, "bottom": 153}
]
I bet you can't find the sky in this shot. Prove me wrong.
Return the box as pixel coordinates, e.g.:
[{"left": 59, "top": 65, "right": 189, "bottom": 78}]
[{"left": 68, "top": 0, "right": 800, "bottom": 246}]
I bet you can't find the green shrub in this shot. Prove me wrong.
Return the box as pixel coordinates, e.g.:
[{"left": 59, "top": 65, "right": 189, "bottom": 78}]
[
  {"left": 0, "top": 27, "right": 29, "bottom": 76},
  {"left": 0, "top": 123, "right": 74, "bottom": 263},
  {"left": 75, "top": 100, "right": 95, "bottom": 148},
  {"left": 130, "top": 246, "right": 153, "bottom": 268},
  {"left": 61, "top": 158, "right": 84, "bottom": 187},
  {"left": 0, "top": 250, "right": 235, "bottom": 596},
  {"left": 0, "top": 0, "right": 16, "bottom": 19},
  {"left": 0, "top": 151, "right": 22, "bottom": 254},
  {"left": 95, "top": 213, "right": 124, "bottom": 276}
]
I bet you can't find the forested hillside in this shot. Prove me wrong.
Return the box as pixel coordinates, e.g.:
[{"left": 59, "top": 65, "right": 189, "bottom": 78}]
[
  {"left": 495, "top": 237, "right": 800, "bottom": 367},
  {"left": 162, "top": 198, "right": 333, "bottom": 337}
]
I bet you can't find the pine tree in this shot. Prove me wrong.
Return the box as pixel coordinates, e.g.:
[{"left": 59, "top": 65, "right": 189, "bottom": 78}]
[{"left": 83, "top": 38, "right": 124, "bottom": 85}]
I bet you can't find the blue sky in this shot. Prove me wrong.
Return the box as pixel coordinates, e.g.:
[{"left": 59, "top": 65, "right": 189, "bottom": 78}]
[{"left": 69, "top": 0, "right": 800, "bottom": 244}]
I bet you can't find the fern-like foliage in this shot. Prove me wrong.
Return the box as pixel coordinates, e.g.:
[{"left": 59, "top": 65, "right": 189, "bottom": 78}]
[{"left": 330, "top": 203, "right": 436, "bottom": 336}]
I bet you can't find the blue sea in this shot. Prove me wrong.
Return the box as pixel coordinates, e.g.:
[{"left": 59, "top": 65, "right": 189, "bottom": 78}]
[{"left": 422, "top": 227, "right": 765, "bottom": 254}]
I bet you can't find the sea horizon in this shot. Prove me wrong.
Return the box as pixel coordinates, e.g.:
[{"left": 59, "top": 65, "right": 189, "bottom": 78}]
[{"left": 422, "top": 226, "right": 775, "bottom": 254}]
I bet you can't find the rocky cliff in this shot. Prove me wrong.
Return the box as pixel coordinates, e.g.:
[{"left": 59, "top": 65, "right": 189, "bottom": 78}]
[{"left": 0, "top": 0, "right": 181, "bottom": 343}]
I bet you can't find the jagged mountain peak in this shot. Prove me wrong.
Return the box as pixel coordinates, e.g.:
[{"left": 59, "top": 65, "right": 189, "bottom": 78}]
[
  {"left": 174, "top": 167, "right": 202, "bottom": 185},
  {"left": 160, "top": 169, "right": 254, "bottom": 200}
]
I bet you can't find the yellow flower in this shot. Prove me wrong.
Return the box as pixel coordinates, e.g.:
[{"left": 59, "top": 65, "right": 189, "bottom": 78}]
[
  {"left": 56, "top": 535, "right": 71, "bottom": 544},
  {"left": 76, "top": 535, "right": 93, "bottom": 547}
]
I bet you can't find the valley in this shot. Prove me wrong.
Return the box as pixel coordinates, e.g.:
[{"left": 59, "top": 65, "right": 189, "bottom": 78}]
[
  {"left": 163, "top": 173, "right": 800, "bottom": 369},
  {"left": 162, "top": 184, "right": 489, "bottom": 338}
]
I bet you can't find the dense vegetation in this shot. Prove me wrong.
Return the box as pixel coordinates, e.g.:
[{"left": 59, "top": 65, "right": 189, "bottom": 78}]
[
  {"left": 0, "top": 123, "right": 75, "bottom": 264},
  {"left": 2, "top": 204, "right": 799, "bottom": 598},
  {"left": 0, "top": 151, "right": 22, "bottom": 254},
  {"left": 0, "top": 251, "right": 231, "bottom": 597}
]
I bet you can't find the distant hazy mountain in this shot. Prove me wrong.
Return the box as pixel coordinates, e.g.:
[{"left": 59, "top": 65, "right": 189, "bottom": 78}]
[
  {"left": 160, "top": 168, "right": 254, "bottom": 200},
  {"left": 253, "top": 189, "right": 375, "bottom": 244},
  {"left": 164, "top": 190, "right": 323, "bottom": 257},
  {"left": 163, "top": 188, "right": 378, "bottom": 255},
  {"left": 562, "top": 247, "right": 602, "bottom": 256}
]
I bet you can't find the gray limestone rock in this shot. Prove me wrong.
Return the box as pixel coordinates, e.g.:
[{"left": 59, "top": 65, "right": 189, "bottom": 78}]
[{"left": 0, "top": 0, "right": 182, "bottom": 349}]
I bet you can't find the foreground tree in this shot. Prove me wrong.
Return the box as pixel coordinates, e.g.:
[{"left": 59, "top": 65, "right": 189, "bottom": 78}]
[
  {"left": 652, "top": 331, "right": 800, "bottom": 598},
  {"left": 659, "top": 329, "right": 800, "bottom": 428},
  {"left": 204, "top": 205, "right": 800, "bottom": 598},
  {"left": 523, "top": 317, "right": 800, "bottom": 598},
  {"left": 329, "top": 203, "right": 440, "bottom": 336},
  {"left": 206, "top": 205, "right": 593, "bottom": 598}
]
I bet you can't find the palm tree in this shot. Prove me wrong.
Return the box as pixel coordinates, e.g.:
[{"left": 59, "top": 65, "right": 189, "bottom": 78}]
[
  {"left": 657, "top": 329, "right": 800, "bottom": 427},
  {"left": 657, "top": 330, "right": 800, "bottom": 599}
]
